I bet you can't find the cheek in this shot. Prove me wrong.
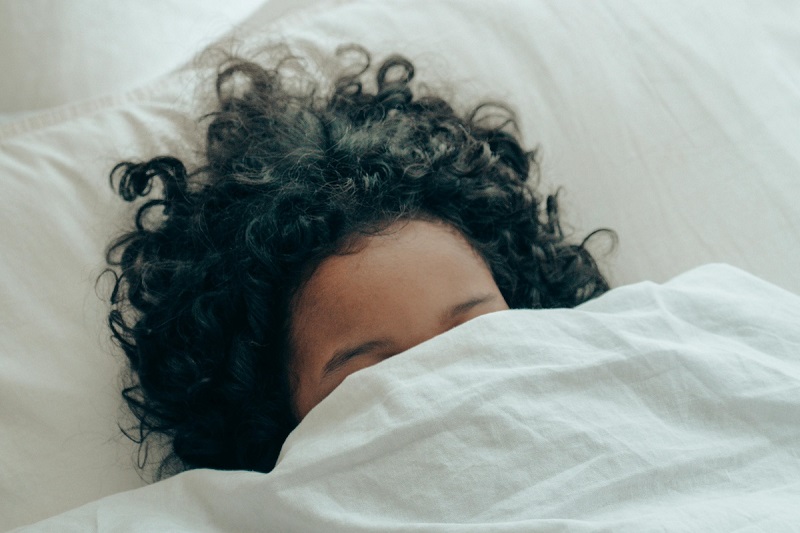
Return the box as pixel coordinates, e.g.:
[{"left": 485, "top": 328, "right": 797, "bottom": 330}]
[
  {"left": 295, "top": 350, "right": 393, "bottom": 418},
  {"left": 293, "top": 372, "right": 339, "bottom": 420},
  {"left": 288, "top": 340, "right": 322, "bottom": 419}
]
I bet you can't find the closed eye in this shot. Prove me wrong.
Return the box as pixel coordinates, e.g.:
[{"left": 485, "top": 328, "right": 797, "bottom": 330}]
[
  {"left": 321, "top": 292, "right": 498, "bottom": 378},
  {"left": 440, "top": 293, "right": 497, "bottom": 324},
  {"left": 322, "top": 339, "right": 395, "bottom": 377}
]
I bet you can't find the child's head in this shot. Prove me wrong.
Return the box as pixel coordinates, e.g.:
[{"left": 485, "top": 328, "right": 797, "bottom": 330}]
[
  {"left": 105, "top": 45, "right": 611, "bottom": 477},
  {"left": 290, "top": 217, "right": 510, "bottom": 420}
]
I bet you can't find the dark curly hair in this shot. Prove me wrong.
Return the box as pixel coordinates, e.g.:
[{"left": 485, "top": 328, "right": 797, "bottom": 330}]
[{"left": 103, "top": 44, "right": 613, "bottom": 479}]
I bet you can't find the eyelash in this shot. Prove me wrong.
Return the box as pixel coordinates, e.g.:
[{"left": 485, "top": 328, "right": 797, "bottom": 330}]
[
  {"left": 362, "top": 318, "right": 475, "bottom": 362},
  {"left": 334, "top": 301, "right": 494, "bottom": 370}
]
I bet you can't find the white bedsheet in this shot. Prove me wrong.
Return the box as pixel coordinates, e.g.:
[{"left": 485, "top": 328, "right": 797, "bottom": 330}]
[{"left": 13, "top": 264, "right": 800, "bottom": 532}]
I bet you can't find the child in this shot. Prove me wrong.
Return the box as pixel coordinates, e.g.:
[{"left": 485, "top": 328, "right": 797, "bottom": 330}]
[{"left": 104, "top": 44, "right": 612, "bottom": 478}]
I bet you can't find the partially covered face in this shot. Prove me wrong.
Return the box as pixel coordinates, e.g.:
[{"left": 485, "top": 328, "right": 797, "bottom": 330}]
[{"left": 288, "top": 218, "right": 509, "bottom": 420}]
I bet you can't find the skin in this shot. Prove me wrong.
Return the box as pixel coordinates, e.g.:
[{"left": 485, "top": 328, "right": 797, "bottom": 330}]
[{"left": 289, "top": 218, "right": 510, "bottom": 420}]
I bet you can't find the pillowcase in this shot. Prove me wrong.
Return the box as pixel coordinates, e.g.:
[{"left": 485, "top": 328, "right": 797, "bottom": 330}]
[
  {"left": 0, "top": 0, "right": 266, "bottom": 117},
  {"left": 2, "top": 0, "right": 799, "bottom": 529}
]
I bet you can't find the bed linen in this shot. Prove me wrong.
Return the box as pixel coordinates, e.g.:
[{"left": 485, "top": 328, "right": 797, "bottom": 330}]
[
  {"left": 12, "top": 264, "right": 800, "bottom": 532},
  {"left": 0, "top": 0, "right": 265, "bottom": 120},
  {"left": 2, "top": 0, "right": 800, "bottom": 530}
]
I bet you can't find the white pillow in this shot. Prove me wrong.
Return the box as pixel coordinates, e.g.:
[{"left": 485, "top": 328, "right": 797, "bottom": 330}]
[
  {"left": 0, "top": 0, "right": 265, "bottom": 117},
  {"left": 2, "top": 0, "right": 799, "bottom": 529}
]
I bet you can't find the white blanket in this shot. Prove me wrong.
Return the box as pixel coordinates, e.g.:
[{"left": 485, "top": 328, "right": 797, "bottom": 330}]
[{"left": 13, "top": 264, "right": 800, "bottom": 532}]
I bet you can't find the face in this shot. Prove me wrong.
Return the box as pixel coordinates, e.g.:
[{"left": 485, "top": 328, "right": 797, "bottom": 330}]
[{"left": 288, "top": 218, "right": 509, "bottom": 420}]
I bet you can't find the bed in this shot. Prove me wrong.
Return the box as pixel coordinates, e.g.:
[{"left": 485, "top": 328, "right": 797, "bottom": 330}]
[{"left": 2, "top": 1, "right": 799, "bottom": 531}]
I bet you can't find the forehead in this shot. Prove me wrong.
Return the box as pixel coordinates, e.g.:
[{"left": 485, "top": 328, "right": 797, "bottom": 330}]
[
  {"left": 289, "top": 219, "right": 492, "bottom": 333},
  {"left": 298, "top": 219, "right": 484, "bottom": 303}
]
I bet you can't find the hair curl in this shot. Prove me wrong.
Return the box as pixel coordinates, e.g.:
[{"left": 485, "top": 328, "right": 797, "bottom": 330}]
[{"left": 103, "top": 44, "right": 614, "bottom": 478}]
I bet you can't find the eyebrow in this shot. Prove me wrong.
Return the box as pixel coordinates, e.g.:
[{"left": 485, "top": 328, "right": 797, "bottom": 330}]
[
  {"left": 440, "top": 293, "right": 497, "bottom": 324},
  {"left": 322, "top": 339, "right": 395, "bottom": 378},
  {"left": 321, "top": 293, "right": 497, "bottom": 379}
]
